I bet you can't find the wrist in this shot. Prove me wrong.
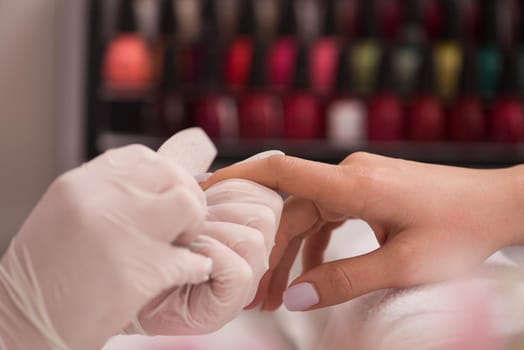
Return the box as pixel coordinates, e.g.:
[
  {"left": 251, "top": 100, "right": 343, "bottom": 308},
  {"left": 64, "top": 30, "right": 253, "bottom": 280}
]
[
  {"left": 0, "top": 244, "right": 69, "bottom": 350},
  {"left": 0, "top": 278, "right": 51, "bottom": 349}
]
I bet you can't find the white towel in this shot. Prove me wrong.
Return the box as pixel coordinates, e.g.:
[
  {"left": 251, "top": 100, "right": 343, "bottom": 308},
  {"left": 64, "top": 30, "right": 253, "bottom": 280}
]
[{"left": 308, "top": 221, "right": 524, "bottom": 350}]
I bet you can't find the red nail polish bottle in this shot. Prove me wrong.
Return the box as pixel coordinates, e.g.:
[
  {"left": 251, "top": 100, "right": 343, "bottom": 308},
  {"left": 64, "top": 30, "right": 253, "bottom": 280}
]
[
  {"left": 102, "top": 0, "right": 152, "bottom": 91},
  {"left": 224, "top": 0, "right": 257, "bottom": 91},
  {"left": 193, "top": 45, "right": 238, "bottom": 139},
  {"left": 490, "top": 52, "right": 524, "bottom": 143},
  {"left": 408, "top": 46, "right": 446, "bottom": 141},
  {"left": 310, "top": 0, "right": 341, "bottom": 96},
  {"left": 150, "top": 46, "right": 187, "bottom": 136},
  {"left": 326, "top": 44, "right": 366, "bottom": 145},
  {"left": 449, "top": 50, "right": 486, "bottom": 142},
  {"left": 238, "top": 42, "right": 283, "bottom": 139},
  {"left": 283, "top": 44, "right": 324, "bottom": 140},
  {"left": 368, "top": 48, "right": 405, "bottom": 141},
  {"left": 267, "top": 0, "right": 299, "bottom": 92},
  {"left": 378, "top": 0, "right": 403, "bottom": 43},
  {"left": 422, "top": 0, "right": 444, "bottom": 41},
  {"left": 338, "top": 0, "right": 359, "bottom": 40}
]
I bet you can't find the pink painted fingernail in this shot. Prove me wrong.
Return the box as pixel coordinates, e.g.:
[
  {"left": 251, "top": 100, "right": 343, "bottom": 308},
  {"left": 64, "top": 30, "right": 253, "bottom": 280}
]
[
  {"left": 283, "top": 283, "right": 319, "bottom": 311},
  {"left": 194, "top": 172, "right": 213, "bottom": 183}
]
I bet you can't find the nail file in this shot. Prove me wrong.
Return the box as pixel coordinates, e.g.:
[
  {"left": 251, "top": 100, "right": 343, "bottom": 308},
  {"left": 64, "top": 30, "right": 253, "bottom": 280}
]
[{"left": 157, "top": 127, "right": 218, "bottom": 175}]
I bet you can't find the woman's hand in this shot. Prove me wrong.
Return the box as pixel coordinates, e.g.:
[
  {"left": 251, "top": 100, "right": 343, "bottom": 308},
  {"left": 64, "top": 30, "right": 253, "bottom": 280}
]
[{"left": 202, "top": 152, "right": 524, "bottom": 311}]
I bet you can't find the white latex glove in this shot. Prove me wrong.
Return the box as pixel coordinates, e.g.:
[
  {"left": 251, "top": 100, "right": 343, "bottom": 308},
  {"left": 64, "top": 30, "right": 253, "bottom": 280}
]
[
  {"left": 135, "top": 153, "right": 284, "bottom": 335},
  {"left": 0, "top": 145, "right": 212, "bottom": 350}
]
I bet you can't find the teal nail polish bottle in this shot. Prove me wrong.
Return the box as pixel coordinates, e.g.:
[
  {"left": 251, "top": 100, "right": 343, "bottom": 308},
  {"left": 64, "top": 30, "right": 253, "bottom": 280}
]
[{"left": 477, "top": 0, "right": 502, "bottom": 102}]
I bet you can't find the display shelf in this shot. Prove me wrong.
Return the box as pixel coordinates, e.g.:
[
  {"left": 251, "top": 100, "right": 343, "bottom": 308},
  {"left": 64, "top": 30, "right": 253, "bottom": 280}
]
[{"left": 97, "top": 132, "right": 524, "bottom": 167}]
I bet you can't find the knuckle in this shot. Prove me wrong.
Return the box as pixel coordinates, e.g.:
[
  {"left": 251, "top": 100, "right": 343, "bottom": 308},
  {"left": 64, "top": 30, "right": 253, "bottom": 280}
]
[
  {"left": 325, "top": 265, "right": 355, "bottom": 298},
  {"left": 235, "top": 260, "right": 255, "bottom": 288},
  {"left": 266, "top": 154, "right": 294, "bottom": 188},
  {"left": 342, "top": 151, "right": 373, "bottom": 165},
  {"left": 121, "top": 144, "right": 156, "bottom": 158}
]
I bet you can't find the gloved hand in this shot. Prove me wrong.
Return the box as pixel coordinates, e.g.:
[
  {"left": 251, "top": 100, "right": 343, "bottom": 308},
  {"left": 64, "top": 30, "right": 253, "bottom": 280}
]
[
  {"left": 134, "top": 153, "right": 284, "bottom": 335},
  {"left": 0, "top": 145, "right": 212, "bottom": 350}
]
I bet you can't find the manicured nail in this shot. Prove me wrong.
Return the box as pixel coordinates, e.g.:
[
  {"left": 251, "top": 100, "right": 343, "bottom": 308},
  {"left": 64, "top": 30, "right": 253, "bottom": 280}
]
[
  {"left": 283, "top": 283, "right": 319, "bottom": 311},
  {"left": 194, "top": 172, "right": 213, "bottom": 183},
  {"left": 236, "top": 150, "right": 285, "bottom": 165}
]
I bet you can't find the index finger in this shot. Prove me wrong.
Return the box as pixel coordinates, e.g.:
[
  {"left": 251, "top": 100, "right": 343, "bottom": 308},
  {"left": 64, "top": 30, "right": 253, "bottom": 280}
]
[{"left": 201, "top": 155, "right": 367, "bottom": 216}]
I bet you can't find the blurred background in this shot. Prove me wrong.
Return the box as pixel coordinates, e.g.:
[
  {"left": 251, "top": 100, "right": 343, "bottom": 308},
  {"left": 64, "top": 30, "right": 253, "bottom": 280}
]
[
  {"left": 3, "top": 0, "right": 524, "bottom": 250},
  {"left": 1, "top": 2, "right": 524, "bottom": 349}
]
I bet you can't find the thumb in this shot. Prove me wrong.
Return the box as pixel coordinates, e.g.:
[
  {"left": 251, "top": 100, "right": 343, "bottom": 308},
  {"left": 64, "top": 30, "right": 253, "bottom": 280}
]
[{"left": 282, "top": 248, "right": 394, "bottom": 311}]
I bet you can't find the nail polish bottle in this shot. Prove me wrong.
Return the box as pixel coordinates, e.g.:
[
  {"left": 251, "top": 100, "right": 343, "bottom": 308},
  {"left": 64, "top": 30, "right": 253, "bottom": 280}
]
[
  {"left": 283, "top": 44, "right": 324, "bottom": 140},
  {"left": 422, "top": 0, "right": 444, "bottom": 42},
  {"left": 193, "top": 45, "right": 238, "bottom": 139},
  {"left": 377, "top": 0, "right": 403, "bottom": 43},
  {"left": 351, "top": 0, "right": 382, "bottom": 97},
  {"left": 224, "top": 0, "right": 257, "bottom": 91},
  {"left": 102, "top": 0, "right": 152, "bottom": 91},
  {"left": 367, "top": 48, "right": 405, "bottom": 141},
  {"left": 180, "top": 0, "right": 216, "bottom": 86},
  {"left": 434, "top": 0, "right": 463, "bottom": 102},
  {"left": 238, "top": 42, "right": 283, "bottom": 139},
  {"left": 309, "top": 0, "right": 341, "bottom": 96},
  {"left": 150, "top": 46, "right": 187, "bottom": 136},
  {"left": 391, "top": 0, "right": 425, "bottom": 100},
  {"left": 449, "top": 50, "right": 486, "bottom": 141},
  {"left": 267, "top": 0, "right": 299, "bottom": 92},
  {"left": 338, "top": 0, "right": 359, "bottom": 40},
  {"left": 152, "top": 0, "right": 177, "bottom": 83},
  {"left": 477, "top": 0, "right": 503, "bottom": 103},
  {"left": 326, "top": 44, "right": 366, "bottom": 145},
  {"left": 408, "top": 46, "right": 446, "bottom": 141},
  {"left": 490, "top": 52, "right": 524, "bottom": 143}
]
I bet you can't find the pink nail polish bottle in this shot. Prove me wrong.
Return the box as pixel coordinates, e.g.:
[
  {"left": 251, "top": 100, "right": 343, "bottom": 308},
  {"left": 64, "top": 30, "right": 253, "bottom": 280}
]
[
  {"left": 267, "top": 0, "right": 298, "bottom": 92},
  {"left": 408, "top": 46, "right": 446, "bottom": 141},
  {"left": 326, "top": 44, "right": 366, "bottom": 145},
  {"left": 238, "top": 42, "right": 283, "bottom": 139},
  {"left": 490, "top": 52, "right": 524, "bottom": 143},
  {"left": 449, "top": 50, "right": 486, "bottom": 142},
  {"left": 310, "top": 0, "right": 341, "bottom": 96},
  {"left": 283, "top": 44, "right": 324, "bottom": 140},
  {"left": 368, "top": 48, "right": 405, "bottom": 141}
]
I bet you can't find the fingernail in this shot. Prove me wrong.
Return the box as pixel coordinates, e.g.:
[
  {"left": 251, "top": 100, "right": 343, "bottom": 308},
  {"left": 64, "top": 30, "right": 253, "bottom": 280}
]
[
  {"left": 283, "top": 283, "right": 319, "bottom": 312},
  {"left": 194, "top": 172, "right": 213, "bottom": 183},
  {"left": 236, "top": 150, "right": 285, "bottom": 165}
]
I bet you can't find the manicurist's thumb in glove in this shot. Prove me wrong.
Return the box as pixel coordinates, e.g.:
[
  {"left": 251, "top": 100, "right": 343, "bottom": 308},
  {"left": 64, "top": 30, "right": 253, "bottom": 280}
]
[{"left": 0, "top": 145, "right": 212, "bottom": 350}]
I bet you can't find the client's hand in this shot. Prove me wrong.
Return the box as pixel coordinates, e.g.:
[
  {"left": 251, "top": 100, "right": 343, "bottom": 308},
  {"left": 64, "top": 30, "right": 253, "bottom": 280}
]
[{"left": 202, "top": 152, "right": 524, "bottom": 311}]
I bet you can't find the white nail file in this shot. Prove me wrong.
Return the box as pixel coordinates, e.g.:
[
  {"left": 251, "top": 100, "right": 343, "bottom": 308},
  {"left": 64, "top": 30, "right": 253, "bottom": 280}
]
[{"left": 157, "top": 127, "right": 218, "bottom": 175}]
